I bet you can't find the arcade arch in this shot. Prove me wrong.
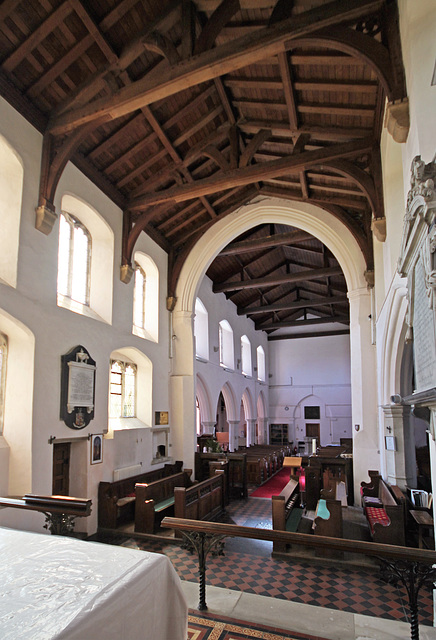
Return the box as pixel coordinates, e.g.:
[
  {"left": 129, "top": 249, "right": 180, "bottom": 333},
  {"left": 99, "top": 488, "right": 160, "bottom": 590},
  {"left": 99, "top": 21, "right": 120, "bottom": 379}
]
[{"left": 171, "top": 198, "right": 378, "bottom": 498}]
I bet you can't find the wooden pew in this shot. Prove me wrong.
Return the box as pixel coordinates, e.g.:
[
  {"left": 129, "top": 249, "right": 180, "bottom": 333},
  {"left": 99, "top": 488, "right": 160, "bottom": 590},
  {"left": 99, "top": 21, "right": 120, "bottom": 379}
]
[
  {"left": 272, "top": 478, "right": 301, "bottom": 552},
  {"left": 135, "top": 470, "right": 192, "bottom": 533},
  {"left": 312, "top": 498, "right": 343, "bottom": 558},
  {"left": 361, "top": 472, "right": 406, "bottom": 545},
  {"left": 98, "top": 461, "right": 182, "bottom": 529},
  {"left": 174, "top": 470, "right": 225, "bottom": 536}
]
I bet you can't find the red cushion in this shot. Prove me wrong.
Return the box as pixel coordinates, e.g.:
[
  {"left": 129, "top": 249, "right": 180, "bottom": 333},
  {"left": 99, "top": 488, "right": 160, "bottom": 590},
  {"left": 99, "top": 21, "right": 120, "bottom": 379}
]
[
  {"left": 365, "top": 506, "right": 390, "bottom": 534},
  {"left": 127, "top": 492, "right": 135, "bottom": 497}
]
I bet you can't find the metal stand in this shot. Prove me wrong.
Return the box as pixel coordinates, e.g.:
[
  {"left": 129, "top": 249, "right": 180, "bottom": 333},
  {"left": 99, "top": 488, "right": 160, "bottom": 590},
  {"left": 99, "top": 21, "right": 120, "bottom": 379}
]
[
  {"left": 378, "top": 559, "right": 436, "bottom": 640},
  {"left": 181, "top": 531, "right": 225, "bottom": 610},
  {"left": 43, "top": 512, "right": 77, "bottom": 535}
]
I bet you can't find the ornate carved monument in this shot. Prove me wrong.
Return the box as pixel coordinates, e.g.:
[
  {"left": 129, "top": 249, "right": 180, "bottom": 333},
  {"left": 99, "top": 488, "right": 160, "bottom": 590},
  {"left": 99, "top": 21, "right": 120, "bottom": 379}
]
[{"left": 398, "top": 154, "right": 436, "bottom": 437}]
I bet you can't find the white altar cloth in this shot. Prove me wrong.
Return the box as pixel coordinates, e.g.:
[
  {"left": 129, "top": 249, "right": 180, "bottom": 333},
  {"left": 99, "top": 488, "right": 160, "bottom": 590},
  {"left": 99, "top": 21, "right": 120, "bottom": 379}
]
[{"left": 0, "top": 527, "right": 187, "bottom": 640}]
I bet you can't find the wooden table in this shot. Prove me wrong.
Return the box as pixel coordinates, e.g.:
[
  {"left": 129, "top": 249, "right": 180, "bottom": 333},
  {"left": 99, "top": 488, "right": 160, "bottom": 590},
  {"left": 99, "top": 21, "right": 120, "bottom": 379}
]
[{"left": 410, "top": 509, "right": 434, "bottom": 548}]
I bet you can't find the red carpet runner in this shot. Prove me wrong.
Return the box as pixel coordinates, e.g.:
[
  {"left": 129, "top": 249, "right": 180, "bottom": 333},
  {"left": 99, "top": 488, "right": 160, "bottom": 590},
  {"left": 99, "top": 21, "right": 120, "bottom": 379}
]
[
  {"left": 188, "top": 611, "right": 330, "bottom": 639},
  {"left": 249, "top": 467, "right": 292, "bottom": 498}
]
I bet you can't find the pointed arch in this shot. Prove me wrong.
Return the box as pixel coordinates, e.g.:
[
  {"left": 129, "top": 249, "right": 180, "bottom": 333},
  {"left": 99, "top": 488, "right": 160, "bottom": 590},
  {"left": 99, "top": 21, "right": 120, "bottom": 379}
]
[
  {"left": 257, "top": 390, "right": 267, "bottom": 420},
  {"left": 175, "top": 198, "right": 367, "bottom": 313},
  {"left": 221, "top": 381, "right": 237, "bottom": 422},
  {"left": 241, "top": 387, "right": 254, "bottom": 422},
  {"left": 196, "top": 373, "right": 213, "bottom": 424}
]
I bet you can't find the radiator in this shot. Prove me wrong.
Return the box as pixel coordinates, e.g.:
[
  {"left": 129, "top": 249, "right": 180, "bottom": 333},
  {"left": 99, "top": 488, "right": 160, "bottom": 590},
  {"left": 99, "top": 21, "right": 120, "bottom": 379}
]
[{"left": 113, "top": 463, "right": 142, "bottom": 482}]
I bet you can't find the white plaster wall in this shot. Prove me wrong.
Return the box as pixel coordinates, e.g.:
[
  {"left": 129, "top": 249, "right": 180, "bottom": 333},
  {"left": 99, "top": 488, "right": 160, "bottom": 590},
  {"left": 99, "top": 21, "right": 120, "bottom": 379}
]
[
  {"left": 268, "top": 335, "right": 351, "bottom": 446},
  {"left": 374, "top": 1, "right": 436, "bottom": 490},
  {"left": 0, "top": 97, "right": 171, "bottom": 535},
  {"left": 195, "top": 275, "right": 269, "bottom": 426}
]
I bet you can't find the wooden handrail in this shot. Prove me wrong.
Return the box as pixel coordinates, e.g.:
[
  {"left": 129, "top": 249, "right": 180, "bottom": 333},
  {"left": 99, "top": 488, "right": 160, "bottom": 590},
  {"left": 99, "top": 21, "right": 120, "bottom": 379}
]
[
  {"left": 0, "top": 495, "right": 92, "bottom": 535},
  {"left": 162, "top": 516, "right": 436, "bottom": 640},
  {"left": 162, "top": 516, "right": 436, "bottom": 563}
]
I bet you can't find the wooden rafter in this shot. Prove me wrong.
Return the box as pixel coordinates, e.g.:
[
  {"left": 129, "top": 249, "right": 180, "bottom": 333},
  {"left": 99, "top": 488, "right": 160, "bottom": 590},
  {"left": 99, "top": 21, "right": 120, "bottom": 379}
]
[
  {"left": 241, "top": 295, "right": 348, "bottom": 316},
  {"left": 127, "top": 138, "right": 373, "bottom": 209},
  {"left": 48, "top": 0, "right": 385, "bottom": 134},
  {"left": 213, "top": 266, "right": 343, "bottom": 293}
]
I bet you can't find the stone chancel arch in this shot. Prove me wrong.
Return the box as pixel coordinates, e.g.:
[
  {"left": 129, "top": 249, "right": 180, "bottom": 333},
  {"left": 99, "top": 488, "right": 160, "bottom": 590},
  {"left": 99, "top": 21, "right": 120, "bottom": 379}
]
[{"left": 171, "top": 198, "right": 378, "bottom": 496}]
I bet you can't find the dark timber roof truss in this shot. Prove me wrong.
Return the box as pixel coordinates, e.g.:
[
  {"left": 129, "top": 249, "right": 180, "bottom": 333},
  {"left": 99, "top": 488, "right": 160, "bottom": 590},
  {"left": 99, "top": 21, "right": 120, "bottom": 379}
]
[{"left": 0, "top": 0, "right": 407, "bottom": 337}]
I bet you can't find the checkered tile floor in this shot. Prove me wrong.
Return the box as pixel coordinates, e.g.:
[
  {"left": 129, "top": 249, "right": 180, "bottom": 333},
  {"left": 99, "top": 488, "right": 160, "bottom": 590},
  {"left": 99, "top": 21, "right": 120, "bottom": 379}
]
[{"left": 95, "top": 497, "right": 434, "bottom": 627}]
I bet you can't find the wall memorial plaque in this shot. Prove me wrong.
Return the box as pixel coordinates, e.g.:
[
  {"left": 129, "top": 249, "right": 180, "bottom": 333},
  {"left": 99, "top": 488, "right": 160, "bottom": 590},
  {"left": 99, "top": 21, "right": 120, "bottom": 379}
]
[
  {"left": 413, "top": 257, "right": 436, "bottom": 391},
  {"left": 61, "top": 345, "right": 96, "bottom": 430}
]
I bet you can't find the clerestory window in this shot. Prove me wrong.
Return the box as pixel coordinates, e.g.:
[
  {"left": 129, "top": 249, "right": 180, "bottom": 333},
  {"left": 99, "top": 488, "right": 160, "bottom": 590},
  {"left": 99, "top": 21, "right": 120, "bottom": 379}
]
[
  {"left": 241, "top": 335, "right": 252, "bottom": 376},
  {"left": 57, "top": 211, "right": 91, "bottom": 306},
  {"left": 133, "top": 262, "right": 146, "bottom": 331},
  {"left": 109, "top": 359, "right": 137, "bottom": 418},
  {"left": 0, "top": 332, "right": 8, "bottom": 435},
  {"left": 218, "top": 320, "right": 234, "bottom": 370}
]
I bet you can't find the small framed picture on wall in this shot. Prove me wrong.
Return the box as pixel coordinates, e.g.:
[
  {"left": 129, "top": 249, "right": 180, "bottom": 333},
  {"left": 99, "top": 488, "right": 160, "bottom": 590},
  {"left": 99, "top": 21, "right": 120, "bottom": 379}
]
[{"left": 91, "top": 434, "right": 103, "bottom": 464}]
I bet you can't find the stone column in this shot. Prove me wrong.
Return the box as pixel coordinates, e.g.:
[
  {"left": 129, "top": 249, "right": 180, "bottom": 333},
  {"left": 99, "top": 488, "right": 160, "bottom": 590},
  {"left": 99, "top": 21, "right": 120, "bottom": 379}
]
[
  {"left": 257, "top": 418, "right": 268, "bottom": 445},
  {"left": 246, "top": 419, "right": 256, "bottom": 447},
  {"left": 170, "top": 310, "right": 196, "bottom": 471},
  {"left": 382, "top": 404, "right": 414, "bottom": 490},
  {"left": 227, "top": 420, "right": 240, "bottom": 452},
  {"left": 348, "top": 287, "right": 379, "bottom": 504}
]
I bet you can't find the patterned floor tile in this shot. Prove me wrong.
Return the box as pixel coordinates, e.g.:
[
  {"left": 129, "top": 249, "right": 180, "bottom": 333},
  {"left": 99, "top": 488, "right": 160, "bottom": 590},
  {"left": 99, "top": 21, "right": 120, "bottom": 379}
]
[{"left": 95, "top": 497, "right": 434, "bottom": 627}]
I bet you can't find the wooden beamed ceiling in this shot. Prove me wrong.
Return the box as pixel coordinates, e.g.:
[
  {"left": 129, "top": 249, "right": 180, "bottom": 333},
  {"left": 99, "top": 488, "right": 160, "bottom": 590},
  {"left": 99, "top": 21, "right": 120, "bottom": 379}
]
[{"left": 0, "top": 0, "right": 407, "bottom": 339}]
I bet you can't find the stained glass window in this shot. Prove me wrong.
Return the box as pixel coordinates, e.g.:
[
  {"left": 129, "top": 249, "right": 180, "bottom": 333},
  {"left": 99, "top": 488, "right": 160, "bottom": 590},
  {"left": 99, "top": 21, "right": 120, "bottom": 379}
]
[{"left": 109, "top": 360, "right": 137, "bottom": 418}]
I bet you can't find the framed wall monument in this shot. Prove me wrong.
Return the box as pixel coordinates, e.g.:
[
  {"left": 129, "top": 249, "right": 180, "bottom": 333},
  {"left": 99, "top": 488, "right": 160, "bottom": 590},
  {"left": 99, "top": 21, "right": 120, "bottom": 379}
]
[{"left": 61, "top": 345, "right": 96, "bottom": 430}]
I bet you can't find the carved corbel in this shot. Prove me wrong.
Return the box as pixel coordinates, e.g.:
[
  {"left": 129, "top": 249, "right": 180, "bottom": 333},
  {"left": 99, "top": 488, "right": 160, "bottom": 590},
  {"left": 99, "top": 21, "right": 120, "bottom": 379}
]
[
  {"left": 120, "top": 264, "right": 134, "bottom": 284},
  {"left": 371, "top": 216, "right": 386, "bottom": 242},
  {"left": 364, "top": 269, "right": 375, "bottom": 288},
  {"left": 385, "top": 98, "right": 409, "bottom": 143},
  {"left": 35, "top": 204, "right": 58, "bottom": 235}
]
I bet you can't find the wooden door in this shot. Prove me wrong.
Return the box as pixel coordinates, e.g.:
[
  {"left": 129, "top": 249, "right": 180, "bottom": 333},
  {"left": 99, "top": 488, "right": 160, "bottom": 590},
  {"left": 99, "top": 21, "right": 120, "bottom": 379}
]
[
  {"left": 52, "top": 442, "right": 70, "bottom": 495},
  {"left": 306, "top": 423, "right": 320, "bottom": 447}
]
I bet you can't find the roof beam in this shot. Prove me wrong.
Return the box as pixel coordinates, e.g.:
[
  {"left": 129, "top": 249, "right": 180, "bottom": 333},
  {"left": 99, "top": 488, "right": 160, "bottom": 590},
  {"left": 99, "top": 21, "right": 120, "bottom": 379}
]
[
  {"left": 127, "top": 137, "right": 373, "bottom": 209},
  {"left": 268, "top": 329, "right": 350, "bottom": 340},
  {"left": 48, "top": 0, "right": 384, "bottom": 134},
  {"left": 241, "top": 294, "right": 348, "bottom": 315},
  {"left": 219, "top": 228, "right": 311, "bottom": 255},
  {"left": 213, "top": 266, "right": 343, "bottom": 292},
  {"left": 258, "top": 314, "right": 349, "bottom": 329}
]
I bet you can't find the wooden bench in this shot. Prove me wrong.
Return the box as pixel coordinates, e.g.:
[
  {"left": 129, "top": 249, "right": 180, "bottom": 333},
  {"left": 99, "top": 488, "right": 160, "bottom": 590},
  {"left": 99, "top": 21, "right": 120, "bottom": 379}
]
[
  {"left": 135, "top": 470, "right": 192, "bottom": 533},
  {"left": 174, "top": 470, "right": 225, "bottom": 536},
  {"left": 312, "top": 498, "right": 343, "bottom": 558},
  {"left": 272, "top": 478, "right": 302, "bottom": 552},
  {"left": 98, "top": 461, "right": 182, "bottom": 529},
  {"left": 361, "top": 472, "right": 406, "bottom": 545}
]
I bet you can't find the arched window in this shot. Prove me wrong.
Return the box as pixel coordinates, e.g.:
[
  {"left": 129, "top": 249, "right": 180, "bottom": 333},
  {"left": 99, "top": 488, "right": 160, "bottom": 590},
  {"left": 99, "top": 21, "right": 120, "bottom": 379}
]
[
  {"left": 58, "top": 212, "right": 91, "bottom": 306},
  {"left": 0, "top": 332, "right": 7, "bottom": 435},
  {"left": 58, "top": 194, "right": 114, "bottom": 323},
  {"left": 194, "top": 298, "right": 209, "bottom": 361},
  {"left": 133, "top": 262, "right": 146, "bottom": 330},
  {"left": 241, "top": 335, "right": 252, "bottom": 377},
  {"left": 219, "top": 320, "right": 234, "bottom": 370},
  {"left": 256, "top": 346, "right": 266, "bottom": 382},
  {"left": 0, "top": 135, "right": 23, "bottom": 288},
  {"left": 132, "top": 252, "right": 159, "bottom": 342},
  {"left": 109, "top": 347, "right": 152, "bottom": 429},
  {"left": 109, "top": 359, "right": 137, "bottom": 418}
]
